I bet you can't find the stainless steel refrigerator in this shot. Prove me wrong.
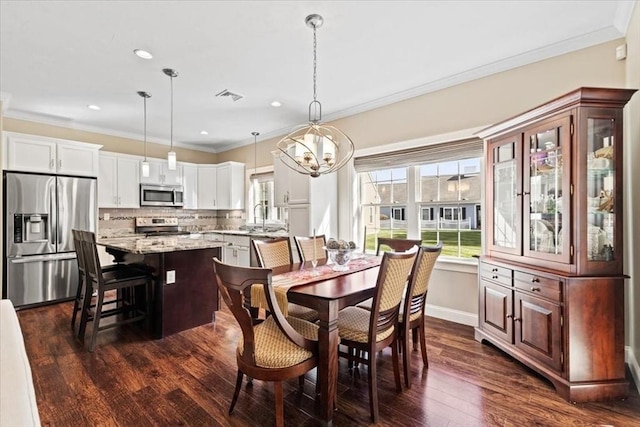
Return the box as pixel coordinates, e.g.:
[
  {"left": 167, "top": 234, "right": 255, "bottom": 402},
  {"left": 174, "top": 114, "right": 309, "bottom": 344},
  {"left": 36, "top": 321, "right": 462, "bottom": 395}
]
[{"left": 3, "top": 172, "right": 97, "bottom": 308}]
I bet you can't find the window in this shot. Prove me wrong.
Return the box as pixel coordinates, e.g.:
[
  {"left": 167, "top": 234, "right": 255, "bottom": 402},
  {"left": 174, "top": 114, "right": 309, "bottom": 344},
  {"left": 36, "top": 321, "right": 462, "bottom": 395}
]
[
  {"left": 360, "top": 168, "right": 408, "bottom": 251},
  {"left": 249, "top": 173, "right": 285, "bottom": 224},
  {"left": 356, "top": 143, "right": 483, "bottom": 259},
  {"left": 418, "top": 158, "right": 481, "bottom": 258}
]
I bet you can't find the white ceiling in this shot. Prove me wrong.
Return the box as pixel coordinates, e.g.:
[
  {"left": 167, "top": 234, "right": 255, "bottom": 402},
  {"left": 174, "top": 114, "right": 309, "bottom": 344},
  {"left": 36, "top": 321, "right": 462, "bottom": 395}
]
[{"left": 0, "top": 1, "right": 634, "bottom": 153}]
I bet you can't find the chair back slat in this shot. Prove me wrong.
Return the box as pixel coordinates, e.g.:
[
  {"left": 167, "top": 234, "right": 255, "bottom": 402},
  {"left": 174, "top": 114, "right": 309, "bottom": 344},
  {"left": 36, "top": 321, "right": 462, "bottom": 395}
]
[
  {"left": 294, "top": 235, "right": 327, "bottom": 262},
  {"left": 252, "top": 238, "right": 293, "bottom": 268},
  {"left": 405, "top": 243, "right": 442, "bottom": 319},
  {"left": 369, "top": 252, "right": 416, "bottom": 335},
  {"left": 375, "top": 237, "right": 422, "bottom": 255}
]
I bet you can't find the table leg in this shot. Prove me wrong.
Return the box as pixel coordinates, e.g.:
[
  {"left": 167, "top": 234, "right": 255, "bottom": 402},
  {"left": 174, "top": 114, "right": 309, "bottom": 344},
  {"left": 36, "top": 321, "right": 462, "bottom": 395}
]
[{"left": 316, "top": 300, "right": 339, "bottom": 426}]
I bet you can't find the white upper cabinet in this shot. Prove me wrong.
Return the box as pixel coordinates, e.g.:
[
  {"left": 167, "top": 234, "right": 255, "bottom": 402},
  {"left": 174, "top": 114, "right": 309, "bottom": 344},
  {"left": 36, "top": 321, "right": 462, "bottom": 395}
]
[
  {"left": 273, "top": 151, "right": 330, "bottom": 206},
  {"left": 4, "top": 132, "right": 101, "bottom": 176},
  {"left": 273, "top": 152, "right": 290, "bottom": 207},
  {"left": 181, "top": 163, "right": 198, "bottom": 209},
  {"left": 98, "top": 153, "right": 140, "bottom": 208},
  {"left": 216, "top": 161, "right": 245, "bottom": 210},
  {"left": 140, "top": 158, "right": 183, "bottom": 185},
  {"left": 197, "top": 165, "right": 217, "bottom": 209}
]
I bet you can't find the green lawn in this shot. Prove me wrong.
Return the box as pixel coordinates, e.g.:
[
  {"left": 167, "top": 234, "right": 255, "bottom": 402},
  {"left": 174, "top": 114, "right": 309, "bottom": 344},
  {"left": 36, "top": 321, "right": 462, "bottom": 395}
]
[{"left": 364, "top": 229, "right": 481, "bottom": 258}]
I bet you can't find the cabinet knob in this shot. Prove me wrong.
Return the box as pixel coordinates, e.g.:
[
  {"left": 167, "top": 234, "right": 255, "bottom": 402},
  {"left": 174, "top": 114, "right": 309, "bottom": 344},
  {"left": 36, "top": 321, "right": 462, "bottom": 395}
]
[
  {"left": 58, "top": 159, "right": 62, "bottom": 169},
  {"left": 492, "top": 275, "right": 499, "bottom": 279},
  {"left": 50, "top": 159, "right": 55, "bottom": 169},
  {"left": 491, "top": 268, "right": 498, "bottom": 272},
  {"left": 506, "top": 314, "right": 513, "bottom": 319},
  {"left": 530, "top": 287, "right": 541, "bottom": 292},
  {"left": 514, "top": 317, "right": 521, "bottom": 322},
  {"left": 531, "top": 278, "right": 540, "bottom": 283}
]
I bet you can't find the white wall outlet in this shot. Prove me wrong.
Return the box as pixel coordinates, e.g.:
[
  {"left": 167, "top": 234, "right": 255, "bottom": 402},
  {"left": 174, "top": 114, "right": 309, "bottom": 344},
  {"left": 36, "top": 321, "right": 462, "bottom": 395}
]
[
  {"left": 103, "top": 213, "right": 110, "bottom": 220},
  {"left": 166, "top": 270, "right": 176, "bottom": 284},
  {"left": 194, "top": 214, "right": 199, "bottom": 219},
  {"left": 225, "top": 213, "right": 229, "bottom": 219},
  {"left": 616, "top": 43, "right": 627, "bottom": 60}
]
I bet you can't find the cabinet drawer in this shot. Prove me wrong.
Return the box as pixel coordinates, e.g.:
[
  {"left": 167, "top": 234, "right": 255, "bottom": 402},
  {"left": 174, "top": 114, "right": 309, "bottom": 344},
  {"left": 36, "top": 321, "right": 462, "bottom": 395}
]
[
  {"left": 514, "top": 271, "right": 562, "bottom": 302},
  {"left": 480, "top": 263, "right": 513, "bottom": 287}
]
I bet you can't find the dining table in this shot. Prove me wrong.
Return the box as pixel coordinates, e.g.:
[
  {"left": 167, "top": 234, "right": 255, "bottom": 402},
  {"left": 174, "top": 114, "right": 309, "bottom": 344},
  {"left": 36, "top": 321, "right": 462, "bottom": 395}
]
[{"left": 267, "top": 256, "right": 382, "bottom": 426}]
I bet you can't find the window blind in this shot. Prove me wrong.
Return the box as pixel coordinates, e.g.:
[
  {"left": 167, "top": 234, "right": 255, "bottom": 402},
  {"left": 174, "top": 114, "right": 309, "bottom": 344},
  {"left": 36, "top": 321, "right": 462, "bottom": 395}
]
[
  {"left": 354, "top": 137, "right": 483, "bottom": 172},
  {"left": 249, "top": 172, "right": 274, "bottom": 183}
]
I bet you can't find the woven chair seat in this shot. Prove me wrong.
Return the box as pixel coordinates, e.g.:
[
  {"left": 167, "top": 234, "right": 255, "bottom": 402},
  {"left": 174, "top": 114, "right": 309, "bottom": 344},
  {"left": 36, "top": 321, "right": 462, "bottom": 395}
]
[
  {"left": 287, "top": 304, "right": 318, "bottom": 322},
  {"left": 337, "top": 306, "right": 394, "bottom": 344},
  {"left": 356, "top": 297, "right": 373, "bottom": 310},
  {"left": 238, "top": 316, "right": 318, "bottom": 368}
]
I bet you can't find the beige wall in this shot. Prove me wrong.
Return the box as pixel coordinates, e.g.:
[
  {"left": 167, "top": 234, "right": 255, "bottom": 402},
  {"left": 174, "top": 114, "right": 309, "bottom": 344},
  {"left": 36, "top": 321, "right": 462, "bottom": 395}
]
[
  {"left": 0, "top": 101, "right": 3, "bottom": 298},
  {"left": 2, "top": 118, "right": 218, "bottom": 164},
  {"left": 625, "top": 0, "right": 640, "bottom": 389}
]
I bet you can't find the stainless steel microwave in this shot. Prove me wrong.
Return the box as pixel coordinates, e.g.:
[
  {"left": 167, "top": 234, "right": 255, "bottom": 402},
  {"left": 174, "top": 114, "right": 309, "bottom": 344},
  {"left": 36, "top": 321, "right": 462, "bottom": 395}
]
[{"left": 140, "top": 184, "right": 184, "bottom": 207}]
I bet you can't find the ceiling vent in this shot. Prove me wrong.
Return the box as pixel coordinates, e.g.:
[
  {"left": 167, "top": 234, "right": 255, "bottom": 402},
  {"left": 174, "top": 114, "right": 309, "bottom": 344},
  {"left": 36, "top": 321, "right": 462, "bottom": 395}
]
[{"left": 215, "top": 89, "right": 243, "bottom": 102}]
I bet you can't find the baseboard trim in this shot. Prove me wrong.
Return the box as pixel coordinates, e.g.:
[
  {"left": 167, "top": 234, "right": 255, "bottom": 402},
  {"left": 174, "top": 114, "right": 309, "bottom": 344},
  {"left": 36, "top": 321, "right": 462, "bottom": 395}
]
[
  {"left": 626, "top": 346, "right": 640, "bottom": 394},
  {"left": 425, "top": 304, "right": 477, "bottom": 327}
]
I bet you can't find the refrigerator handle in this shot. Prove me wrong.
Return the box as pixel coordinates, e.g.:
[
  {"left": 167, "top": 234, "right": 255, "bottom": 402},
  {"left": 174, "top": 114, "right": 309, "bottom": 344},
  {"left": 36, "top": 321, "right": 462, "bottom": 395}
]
[
  {"left": 57, "top": 180, "right": 63, "bottom": 244},
  {"left": 49, "top": 179, "right": 57, "bottom": 246}
]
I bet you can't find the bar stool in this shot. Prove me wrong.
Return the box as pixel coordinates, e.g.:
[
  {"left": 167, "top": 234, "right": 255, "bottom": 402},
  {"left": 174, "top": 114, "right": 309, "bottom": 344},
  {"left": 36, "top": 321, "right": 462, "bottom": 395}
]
[
  {"left": 78, "top": 230, "right": 153, "bottom": 351},
  {"left": 70, "top": 229, "right": 126, "bottom": 339}
]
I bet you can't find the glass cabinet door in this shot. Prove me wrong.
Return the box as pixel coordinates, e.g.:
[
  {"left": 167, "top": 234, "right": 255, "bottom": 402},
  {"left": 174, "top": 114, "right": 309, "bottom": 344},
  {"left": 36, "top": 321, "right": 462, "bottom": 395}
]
[
  {"left": 488, "top": 135, "right": 522, "bottom": 255},
  {"left": 586, "top": 117, "right": 616, "bottom": 262},
  {"left": 524, "top": 116, "right": 571, "bottom": 262}
]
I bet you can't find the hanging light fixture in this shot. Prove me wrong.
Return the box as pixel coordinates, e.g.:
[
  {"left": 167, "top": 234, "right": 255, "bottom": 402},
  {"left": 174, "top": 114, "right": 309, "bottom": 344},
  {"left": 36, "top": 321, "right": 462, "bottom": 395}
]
[
  {"left": 137, "top": 91, "right": 152, "bottom": 177},
  {"left": 163, "top": 68, "right": 178, "bottom": 170},
  {"left": 276, "top": 14, "right": 354, "bottom": 178}
]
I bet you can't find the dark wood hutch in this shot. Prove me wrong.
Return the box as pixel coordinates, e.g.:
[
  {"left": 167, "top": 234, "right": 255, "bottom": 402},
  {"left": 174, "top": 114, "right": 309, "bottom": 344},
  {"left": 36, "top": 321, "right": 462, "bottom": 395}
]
[{"left": 475, "top": 87, "right": 637, "bottom": 402}]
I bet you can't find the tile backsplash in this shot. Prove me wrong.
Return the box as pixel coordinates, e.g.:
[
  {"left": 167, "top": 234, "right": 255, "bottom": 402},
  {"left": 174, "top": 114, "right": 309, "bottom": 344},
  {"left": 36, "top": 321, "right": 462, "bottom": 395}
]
[{"left": 98, "top": 207, "right": 245, "bottom": 237}]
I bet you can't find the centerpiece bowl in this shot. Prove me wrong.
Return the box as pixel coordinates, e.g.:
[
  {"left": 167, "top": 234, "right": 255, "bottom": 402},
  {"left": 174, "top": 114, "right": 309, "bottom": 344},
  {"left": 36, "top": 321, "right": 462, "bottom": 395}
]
[
  {"left": 324, "top": 238, "right": 357, "bottom": 271},
  {"left": 325, "top": 248, "right": 355, "bottom": 271}
]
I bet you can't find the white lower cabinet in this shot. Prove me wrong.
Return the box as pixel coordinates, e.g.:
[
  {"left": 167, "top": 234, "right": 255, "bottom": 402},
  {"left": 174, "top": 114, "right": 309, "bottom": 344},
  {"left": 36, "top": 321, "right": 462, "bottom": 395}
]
[{"left": 222, "top": 235, "right": 251, "bottom": 267}]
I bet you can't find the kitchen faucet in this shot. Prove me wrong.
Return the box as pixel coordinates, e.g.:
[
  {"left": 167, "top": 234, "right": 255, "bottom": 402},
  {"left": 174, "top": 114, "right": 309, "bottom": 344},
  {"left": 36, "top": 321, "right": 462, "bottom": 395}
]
[{"left": 253, "top": 201, "right": 266, "bottom": 231}]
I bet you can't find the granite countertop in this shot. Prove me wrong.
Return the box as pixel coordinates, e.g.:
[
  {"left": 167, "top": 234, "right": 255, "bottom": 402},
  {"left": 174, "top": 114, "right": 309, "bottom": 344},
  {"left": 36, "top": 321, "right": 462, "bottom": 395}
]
[
  {"left": 98, "top": 229, "right": 288, "bottom": 240},
  {"left": 98, "top": 235, "right": 225, "bottom": 254}
]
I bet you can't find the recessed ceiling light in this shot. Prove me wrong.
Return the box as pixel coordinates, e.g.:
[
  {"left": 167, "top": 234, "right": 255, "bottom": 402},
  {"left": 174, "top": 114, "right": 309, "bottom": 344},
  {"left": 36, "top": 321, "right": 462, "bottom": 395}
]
[
  {"left": 134, "top": 49, "right": 153, "bottom": 59},
  {"left": 87, "top": 104, "right": 101, "bottom": 111},
  {"left": 271, "top": 101, "right": 282, "bottom": 107},
  {"left": 200, "top": 130, "right": 209, "bottom": 135}
]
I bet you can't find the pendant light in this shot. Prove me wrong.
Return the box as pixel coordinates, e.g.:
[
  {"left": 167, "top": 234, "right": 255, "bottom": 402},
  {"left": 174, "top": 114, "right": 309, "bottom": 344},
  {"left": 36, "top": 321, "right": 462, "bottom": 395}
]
[
  {"left": 163, "top": 68, "right": 178, "bottom": 170},
  {"left": 137, "top": 91, "right": 151, "bottom": 177},
  {"left": 276, "top": 14, "right": 354, "bottom": 178}
]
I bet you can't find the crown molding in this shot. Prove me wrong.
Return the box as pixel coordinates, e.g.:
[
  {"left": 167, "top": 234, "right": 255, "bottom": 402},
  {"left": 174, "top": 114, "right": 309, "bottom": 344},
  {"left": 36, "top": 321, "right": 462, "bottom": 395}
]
[
  {"left": 3, "top": 109, "right": 219, "bottom": 154},
  {"left": 614, "top": 0, "right": 636, "bottom": 34}
]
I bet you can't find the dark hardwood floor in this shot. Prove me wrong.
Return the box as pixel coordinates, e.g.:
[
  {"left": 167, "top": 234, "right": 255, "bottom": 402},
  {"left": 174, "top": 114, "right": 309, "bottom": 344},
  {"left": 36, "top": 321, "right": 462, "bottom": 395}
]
[{"left": 17, "top": 301, "right": 640, "bottom": 426}]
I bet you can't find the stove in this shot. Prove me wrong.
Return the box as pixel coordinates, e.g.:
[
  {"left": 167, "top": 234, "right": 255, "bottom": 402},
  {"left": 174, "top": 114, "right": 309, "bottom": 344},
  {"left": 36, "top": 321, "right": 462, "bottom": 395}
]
[{"left": 135, "top": 217, "right": 190, "bottom": 237}]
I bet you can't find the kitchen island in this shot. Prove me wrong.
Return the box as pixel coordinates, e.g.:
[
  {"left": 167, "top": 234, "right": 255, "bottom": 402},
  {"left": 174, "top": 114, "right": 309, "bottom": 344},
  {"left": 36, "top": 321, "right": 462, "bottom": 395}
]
[{"left": 98, "top": 235, "right": 224, "bottom": 338}]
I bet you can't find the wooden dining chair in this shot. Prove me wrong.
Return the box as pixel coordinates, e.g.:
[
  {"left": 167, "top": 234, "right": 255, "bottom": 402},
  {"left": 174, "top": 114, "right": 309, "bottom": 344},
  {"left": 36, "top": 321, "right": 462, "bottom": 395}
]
[
  {"left": 399, "top": 242, "right": 442, "bottom": 388},
  {"left": 357, "top": 237, "right": 422, "bottom": 311},
  {"left": 293, "top": 234, "right": 327, "bottom": 262},
  {"left": 252, "top": 238, "right": 318, "bottom": 322},
  {"left": 212, "top": 258, "right": 319, "bottom": 427},
  {"left": 375, "top": 237, "right": 423, "bottom": 255},
  {"left": 337, "top": 251, "right": 417, "bottom": 423},
  {"left": 80, "top": 230, "right": 153, "bottom": 351}
]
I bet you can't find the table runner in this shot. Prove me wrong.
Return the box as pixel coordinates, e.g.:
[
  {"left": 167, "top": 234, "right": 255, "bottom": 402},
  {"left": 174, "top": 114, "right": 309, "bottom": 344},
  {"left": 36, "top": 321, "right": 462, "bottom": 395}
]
[{"left": 250, "top": 255, "right": 382, "bottom": 316}]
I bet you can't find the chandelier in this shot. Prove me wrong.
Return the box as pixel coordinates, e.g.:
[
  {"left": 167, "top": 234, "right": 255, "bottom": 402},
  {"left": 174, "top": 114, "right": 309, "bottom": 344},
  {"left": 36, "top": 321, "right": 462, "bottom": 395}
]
[{"left": 277, "top": 14, "right": 354, "bottom": 178}]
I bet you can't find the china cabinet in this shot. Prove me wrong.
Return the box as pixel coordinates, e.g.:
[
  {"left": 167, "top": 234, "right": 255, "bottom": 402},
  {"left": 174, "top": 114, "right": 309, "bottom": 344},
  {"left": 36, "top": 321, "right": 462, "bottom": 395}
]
[{"left": 475, "top": 87, "right": 636, "bottom": 402}]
